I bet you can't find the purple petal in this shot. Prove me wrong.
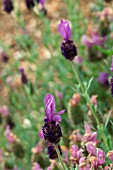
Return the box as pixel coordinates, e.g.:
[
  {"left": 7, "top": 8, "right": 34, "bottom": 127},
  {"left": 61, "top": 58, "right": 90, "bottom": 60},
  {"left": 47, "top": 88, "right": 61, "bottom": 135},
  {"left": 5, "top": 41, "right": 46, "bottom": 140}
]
[
  {"left": 56, "top": 109, "right": 65, "bottom": 115},
  {"left": 38, "top": 130, "right": 44, "bottom": 139},
  {"left": 39, "top": 0, "right": 45, "bottom": 6},
  {"left": 85, "top": 142, "right": 96, "bottom": 155},
  {"left": 44, "top": 94, "right": 56, "bottom": 121},
  {"left": 58, "top": 19, "right": 71, "bottom": 41},
  {"left": 53, "top": 115, "right": 62, "bottom": 122},
  {"left": 84, "top": 122, "right": 91, "bottom": 134}
]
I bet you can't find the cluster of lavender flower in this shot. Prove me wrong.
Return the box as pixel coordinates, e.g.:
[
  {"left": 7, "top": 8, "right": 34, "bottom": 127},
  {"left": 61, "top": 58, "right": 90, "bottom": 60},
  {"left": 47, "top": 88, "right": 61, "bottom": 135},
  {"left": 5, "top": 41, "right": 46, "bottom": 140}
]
[
  {"left": 3, "top": 0, "right": 46, "bottom": 13},
  {"left": 31, "top": 93, "right": 113, "bottom": 170}
]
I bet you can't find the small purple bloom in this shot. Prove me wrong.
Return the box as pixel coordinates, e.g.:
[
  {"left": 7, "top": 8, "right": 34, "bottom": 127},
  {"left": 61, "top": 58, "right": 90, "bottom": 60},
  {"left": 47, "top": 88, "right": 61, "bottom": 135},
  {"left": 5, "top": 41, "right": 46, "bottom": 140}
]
[
  {"left": 81, "top": 32, "right": 106, "bottom": 48},
  {"left": 58, "top": 20, "right": 71, "bottom": 41},
  {"left": 110, "top": 56, "right": 113, "bottom": 72},
  {"left": 85, "top": 142, "right": 96, "bottom": 156},
  {"left": 81, "top": 35, "right": 94, "bottom": 48},
  {"left": 3, "top": 0, "right": 13, "bottom": 13},
  {"left": 70, "top": 145, "right": 82, "bottom": 160},
  {"left": 73, "top": 56, "right": 83, "bottom": 64},
  {"left": 96, "top": 148, "right": 105, "bottom": 166},
  {"left": 97, "top": 72, "right": 109, "bottom": 86},
  {"left": 83, "top": 122, "right": 97, "bottom": 143},
  {"left": 44, "top": 93, "right": 65, "bottom": 122}
]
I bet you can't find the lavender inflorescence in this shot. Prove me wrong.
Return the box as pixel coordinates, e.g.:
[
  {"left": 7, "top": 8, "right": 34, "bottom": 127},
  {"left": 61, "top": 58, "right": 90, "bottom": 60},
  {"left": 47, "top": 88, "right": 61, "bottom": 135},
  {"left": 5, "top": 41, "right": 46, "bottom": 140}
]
[
  {"left": 58, "top": 20, "right": 77, "bottom": 60},
  {"left": 3, "top": 0, "right": 13, "bottom": 13}
]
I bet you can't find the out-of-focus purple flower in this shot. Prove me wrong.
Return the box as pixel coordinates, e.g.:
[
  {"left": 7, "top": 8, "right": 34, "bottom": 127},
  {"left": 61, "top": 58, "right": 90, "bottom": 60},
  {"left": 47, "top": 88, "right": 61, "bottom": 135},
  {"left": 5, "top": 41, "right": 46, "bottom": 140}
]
[
  {"left": 85, "top": 142, "right": 96, "bottom": 155},
  {"left": 13, "top": 166, "right": 18, "bottom": 170},
  {"left": 58, "top": 20, "right": 71, "bottom": 41},
  {"left": 47, "top": 160, "right": 57, "bottom": 170},
  {"left": 81, "top": 35, "right": 94, "bottom": 48},
  {"left": 81, "top": 32, "right": 106, "bottom": 48},
  {"left": 32, "top": 162, "right": 42, "bottom": 170},
  {"left": 90, "top": 148, "right": 105, "bottom": 167},
  {"left": 62, "top": 148, "right": 68, "bottom": 163},
  {"left": 32, "top": 141, "right": 43, "bottom": 154},
  {"left": 110, "top": 56, "right": 113, "bottom": 72},
  {"left": 3, "top": 0, "right": 13, "bottom": 13},
  {"left": 110, "top": 76, "right": 113, "bottom": 97},
  {"left": 39, "top": 0, "right": 45, "bottom": 6},
  {"left": 92, "top": 32, "right": 106, "bottom": 46},
  {"left": 73, "top": 56, "right": 83, "bottom": 64},
  {"left": 0, "top": 105, "right": 9, "bottom": 117},
  {"left": 91, "top": 95, "right": 98, "bottom": 107},
  {"left": 55, "top": 90, "right": 63, "bottom": 99},
  {"left": 84, "top": 122, "right": 91, "bottom": 134},
  {"left": 96, "top": 148, "right": 105, "bottom": 166},
  {"left": 83, "top": 122, "right": 97, "bottom": 143},
  {"left": 4, "top": 125, "right": 16, "bottom": 143},
  {"left": 1, "top": 51, "right": 9, "bottom": 62},
  {"left": 107, "top": 150, "right": 113, "bottom": 162},
  {"left": 97, "top": 72, "right": 109, "bottom": 86},
  {"left": 79, "top": 157, "right": 91, "bottom": 170},
  {"left": 25, "top": 0, "right": 34, "bottom": 9},
  {"left": 70, "top": 145, "right": 82, "bottom": 160},
  {"left": 44, "top": 93, "right": 65, "bottom": 122},
  {"left": 19, "top": 67, "right": 28, "bottom": 85}
]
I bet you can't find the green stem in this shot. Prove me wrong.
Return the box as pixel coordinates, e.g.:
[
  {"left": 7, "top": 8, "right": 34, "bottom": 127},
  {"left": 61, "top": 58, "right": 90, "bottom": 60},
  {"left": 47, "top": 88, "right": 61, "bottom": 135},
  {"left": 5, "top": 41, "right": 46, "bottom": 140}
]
[
  {"left": 70, "top": 61, "right": 109, "bottom": 149},
  {"left": 54, "top": 145, "right": 66, "bottom": 170}
]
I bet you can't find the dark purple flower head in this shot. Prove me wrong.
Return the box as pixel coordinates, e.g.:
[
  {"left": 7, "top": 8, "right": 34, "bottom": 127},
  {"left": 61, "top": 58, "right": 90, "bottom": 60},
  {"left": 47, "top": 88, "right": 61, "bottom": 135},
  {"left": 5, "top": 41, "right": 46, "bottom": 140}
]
[
  {"left": 1, "top": 52, "right": 9, "bottom": 62},
  {"left": 44, "top": 93, "right": 65, "bottom": 122},
  {"left": 19, "top": 67, "right": 28, "bottom": 84},
  {"left": 58, "top": 20, "right": 71, "bottom": 41},
  {"left": 110, "top": 76, "right": 113, "bottom": 97},
  {"left": 97, "top": 72, "right": 109, "bottom": 86},
  {"left": 25, "top": 0, "right": 34, "bottom": 9},
  {"left": 61, "top": 40, "right": 77, "bottom": 60},
  {"left": 42, "top": 120, "right": 62, "bottom": 144},
  {"left": 58, "top": 20, "right": 77, "bottom": 60},
  {"left": 3, "top": 0, "right": 13, "bottom": 13}
]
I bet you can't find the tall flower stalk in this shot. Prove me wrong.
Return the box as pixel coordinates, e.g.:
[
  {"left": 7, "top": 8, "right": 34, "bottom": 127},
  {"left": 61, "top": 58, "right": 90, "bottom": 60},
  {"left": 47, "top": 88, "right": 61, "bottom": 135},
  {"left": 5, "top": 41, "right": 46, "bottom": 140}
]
[{"left": 58, "top": 19, "right": 109, "bottom": 150}]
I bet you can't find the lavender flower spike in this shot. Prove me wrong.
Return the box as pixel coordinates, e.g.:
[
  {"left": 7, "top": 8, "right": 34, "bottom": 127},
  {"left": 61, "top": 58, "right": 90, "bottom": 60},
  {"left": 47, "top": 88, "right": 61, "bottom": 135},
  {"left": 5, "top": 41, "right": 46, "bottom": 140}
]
[
  {"left": 44, "top": 93, "right": 65, "bottom": 122},
  {"left": 42, "top": 94, "right": 64, "bottom": 144},
  {"left": 3, "top": 0, "right": 13, "bottom": 13},
  {"left": 58, "top": 19, "right": 71, "bottom": 41}
]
